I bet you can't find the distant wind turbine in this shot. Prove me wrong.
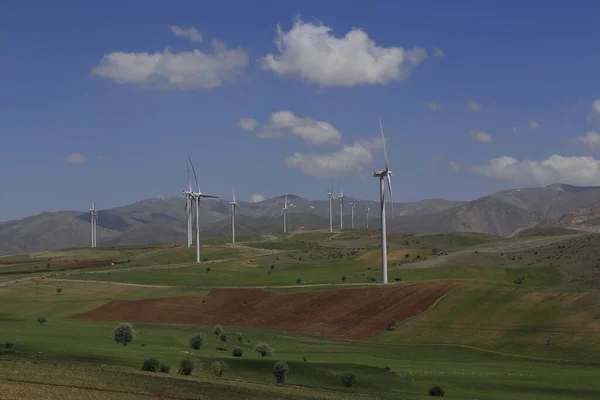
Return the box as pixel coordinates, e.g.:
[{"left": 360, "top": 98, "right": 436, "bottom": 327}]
[
  {"left": 366, "top": 207, "right": 371, "bottom": 229},
  {"left": 350, "top": 202, "right": 356, "bottom": 229},
  {"left": 188, "top": 157, "right": 219, "bottom": 263},
  {"left": 339, "top": 186, "right": 345, "bottom": 230},
  {"left": 282, "top": 195, "right": 288, "bottom": 233},
  {"left": 230, "top": 189, "right": 238, "bottom": 243},
  {"left": 326, "top": 187, "right": 334, "bottom": 232},
  {"left": 372, "top": 118, "right": 394, "bottom": 284},
  {"left": 89, "top": 203, "right": 98, "bottom": 248}
]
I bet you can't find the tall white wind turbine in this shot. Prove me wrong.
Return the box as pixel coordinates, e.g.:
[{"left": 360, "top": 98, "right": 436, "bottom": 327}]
[
  {"left": 326, "top": 187, "right": 333, "bottom": 232},
  {"left": 350, "top": 202, "right": 356, "bottom": 229},
  {"left": 183, "top": 161, "right": 194, "bottom": 247},
  {"left": 282, "top": 195, "right": 288, "bottom": 233},
  {"left": 188, "top": 157, "right": 219, "bottom": 263},
  {"left": 365, "top": 207, "right": 371, "bottom": 228},
  {"left": 89, "top": 203, "right": 98, "bottom": 248},
  {"left": 372, "top": 118, "right": 394, "bottom": 284},
  {"left": 338, "top": 187, "right": 345, "bottom": 230},
  {"left": 230, "top": 189, "right": 239, "bottom": 243}
]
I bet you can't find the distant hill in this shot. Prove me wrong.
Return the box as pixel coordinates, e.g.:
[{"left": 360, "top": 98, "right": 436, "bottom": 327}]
[{"left": 3, "top": 183, "right": 600, "bottom": 254}]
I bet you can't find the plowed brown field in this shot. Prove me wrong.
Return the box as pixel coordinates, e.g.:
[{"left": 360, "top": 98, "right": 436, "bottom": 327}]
[{"left": 70, "top": 281, "right": 462, "bottom": 340}]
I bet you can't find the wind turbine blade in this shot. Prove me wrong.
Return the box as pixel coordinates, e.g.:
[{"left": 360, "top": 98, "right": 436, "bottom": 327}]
[
  {"left": 232, "top": 188, "right": 236, "bottom": 203},
  {"left": 285, "top": 195, "right": 288, "bottom": 208},
  {"left": 386, "top": 174, "right": 394, "bottom": 221},
  {"left": 200, "top": 194, "right": 219, "bottom": 199},
  {"left": 188, "top": 157, "right": 200, "bottom": 192},
  {"left": 379, "top": 117, "right": 389, "bottom": 171},
  {"left": 187, "top": 160, "right": 192, "bottom": 191}
]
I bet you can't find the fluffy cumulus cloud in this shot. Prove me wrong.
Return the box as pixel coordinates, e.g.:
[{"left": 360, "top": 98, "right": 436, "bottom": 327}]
[
  {"left": 284, "top": 138, "right": 382, "bottom": 178},
  {"left": 467, "top": 100, "right": 482, "bottom": 113},
  {"left": 169, "top": 25, "right": 203, "bottom": 42},
  {"left": 236, "top": 118, "right": 259, "bottom": 132},
  {"left": 470, "top": 130, "right": 494, "bottom": 144},
  {"left": 473, "top": 155, "right": 600, "bottom": 186},
  {"left": 579, "top": 131, "right": 600, "bottom": 150},
  {"left": 529, "top": 120, "right": 541, "bottom": 129},
  {"left": 66, "top": 153, "right": 87, "bottom": 164},
  {"left": 261, "top": 19, "right": 427, "bottom": 86},
  {"left": 425, "top": 102, "right": 443, "bottom": 111},
  {"left": 257, "top": 111, "right": 342, "bottom": 145},
  {"left": 589, "top": 99, "right": 600, "bottom": 121},
  {"left": 249, "top": 193, "right": 266, "bottom": 203},
  {"left": 92, "top": 40, "right": 248, "bottom": 90},
  {"left": 433, "top": 47, "right": 445, "bottom": 57}
]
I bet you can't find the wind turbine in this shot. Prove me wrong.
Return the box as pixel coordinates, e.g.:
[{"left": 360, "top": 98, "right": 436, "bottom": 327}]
[
  {"left": 183, "top": 161, "right": 194, "bottom": 247},
  {"left": 366, "top": 207, "right": 371, "bottom": 228},
  {"left": 372, "top": 118, "right": 394, "bottom": 284},
  {"left": 326, "top": 187, "right": 333, "bottom": 232},
  {"left": 282, "top": 195, "right": 288, "bottom": 233},
  {"left": 350, "top": 202, "right": 356, "bottom": 229},
  {"left": 230, "top": 189, "right": 238, "bottom": 243},
  {"left": 89, "top": 203, "right": 98, "bottom": 248},
  {"left": 339, "top": 187, "right": 345, "bottom": 230},
  {"left": 188, "top": 157, "right": 219, "bottom": 263}
]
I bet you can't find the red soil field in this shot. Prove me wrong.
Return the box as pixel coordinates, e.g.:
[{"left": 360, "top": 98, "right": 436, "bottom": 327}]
[{"left": 70, "top": 281, "right": 463, "bottom": 340}]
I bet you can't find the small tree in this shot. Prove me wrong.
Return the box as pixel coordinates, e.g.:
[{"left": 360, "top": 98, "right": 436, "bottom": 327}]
[
  {"left": 159, "top": 363, "right": 171, "bottom": 373},
  {"left": 232, "top": 347, "right": 243, "bottom": 357},
  {"left": 237, "top": 332, "right": 243, "bottom": 343},
  {"left": 189, "top": 333, "right": 204, "bottom": 350},
  {"left": 213, "top": 324, "right": 223, "bottom": 338},
  {"left": 114, "top": 322, "right": 134, "bottom": 346},
  {"left": 273, "top": 361, "right": 289, "bottom": 384},
  {"left": 178, "top": 358, "right": 194, "bottom": 375},
  {"left": 387, "top": 319, "right": 397, "bottom": 330},
  {"left": 211, "top": 361, "right": 224, "bottom": 377},
  {"left": 37, "top": 316, "right": 47, "bottom": 325},
  {"left": 206, "top": 267, "right": 211, "bottom": 273},
  {"left": 253, "top": 342, "right": 274, "bottom": 358},
  {"left": 56, "top": 288, "right": 62, "bottom": 295},
  {"left": 296, "top": 278, "right": 301, "bottom": 284},
  {"left": 220, "top": 333, "right": 227, "bottom": 342},
  {"left": 341, "top": 275, "right": 346, "bottom": 282},
  {"left": 142, "top": 358, "right": 160, "bottom": 372},
  {"left": 341, "top": 371, "right": 357, "bottom": 387},
  {"left": 428, "top": 386, "right": 445, "bottom": 396}
]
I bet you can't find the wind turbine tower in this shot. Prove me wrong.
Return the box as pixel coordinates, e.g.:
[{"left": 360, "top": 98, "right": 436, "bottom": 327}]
[
  {"left": 89, "top": 203, "right": 98, "bottom": 248},
  {"left": 188, "top": 157, "right": 219, "bottom": 263},
  {"left": 366, "top": 207, "right": 371, "bottom": 228},
  {"left": 350, "top": 202, "right": 356, "bottom": 229},
  {"left": 326, "top": 188, "right": 333, "bottom": 232},
  {"left": 183, "top": 162, "right": 194, "bottom": 247},
  {"left": 372, "top": 118, "right": 394, "bottom": 284},
  {"left": 339, "top": 188, "right": 345, "bottom": 230},
  {"left": 282, "top": 195, "right": 288, "bottom": 233},
  {"left": 230, "top": 189, "right": 238, "bottom": 243}
]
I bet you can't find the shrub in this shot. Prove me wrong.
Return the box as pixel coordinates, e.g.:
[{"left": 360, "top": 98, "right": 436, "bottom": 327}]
[
  {"left": 5, "top": 342, "right": 14, "bottom": 350},
  {"left": 428, "top": 386, "right": 445, "bottom": 396},
  {"left": 114, "top": 323, "right": 134, "bottom": 346},
  {"left": 37, "top": 316, "right": 47, "bottom": 325},
  {"left": 178, "top": 358, "right": 194, "bottom": 375},
  {"left": 302, "top": 356, "right": 308, "bottom": 362},
  {"left": 296, "top": 279, "right": 301, "bottom": 284},
  {"left": 253, "top": 342, "right": 274, "bottom": 358},
  {"left": 232, "top": 347, "right": 243, "bottom": 357},
  {"left": 273, "top": 361, "right": 289, "bottom": 383},
  {"left": 237, "top": 332, "right": 243, "bottom": 343},
  {"left": 213, "top": 324, "right": 223, "bottom": 337},
  {"left": 394, "top": 277, "right": 402, "bottom": 282},
  {"left": 206, "top": 267, "right": 211, "bottom": 273},
  {"left": 159, "top": 363, "right": 171, "bottom": 373},
  {"left": 341, "top": 276, "right": 346, "bottom": 282},
  {"left": 56, "top": 288, "right": 62, "bottom": 295},
  {"left": 142, "top": 358, "right": 160, "bottom": 372},
  {"left": 216, "top": 346, "right": 228, "bottom": 351},
  {"left": 387, "top": 320, "right": 397, "bottom": 330},
  {"left": 220, "top": 334, "right": 227, "bottom": 342},
  {"left": 340, "top": 371, "right": 357, "bottom": 387},
  {"left": 189, "top": 333, "right": 204, "bottom": 350},
  {"left": 211, "top": 361, "right": 224, "bottom": 377}
]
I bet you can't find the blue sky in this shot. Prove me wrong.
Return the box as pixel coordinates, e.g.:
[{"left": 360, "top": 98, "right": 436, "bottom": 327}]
[{"left": 2, "top": 0, "right": 600, "bottom": 221}]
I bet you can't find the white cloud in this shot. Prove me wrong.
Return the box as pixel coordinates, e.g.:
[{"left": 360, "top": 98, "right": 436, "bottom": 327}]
[
  {"left": 433, "top": 48, "right": 445, "bottom": 57},
  {"left": 92, "top": 41, "right": 248, "bottom": 90},
  {"left": 425, "top": 102, "right": 443, "bottom": 111},
  {"left": 473, "top": 155, "right": 600, "bottom": 186},
  {"left": 529, "top": 120, "right": 541, "bottom": 129},
  {"left": 257, "top": 111, "right": 342, "bottom": 145},
  {"left": 588, "top": 99, "right": 600, "bottom": 121},
  {"left": 470, "top": 130, "right": 494, "bottom": 144},
  {"left": 261, "top": 19, "right": 427, "bottom": 87},
  {"left": 249, "top": 193, "right": 266, "bottom": 203},
  {"left": 579, "top": 131, "right": 600, "bottom": 151},
  {"left": 283, "top": 138, "right": 382, "bottom": 178},
  {"left": 448, "top": 161, "right": 461, "bottom": 171},
  {"left": 66, "top": 153, "right": 87, "bottom": 164},
  {"left": 467, "top": 100, "right": 482, "bottom": 113},
  {"left": 169, "top": 25, "right": 203, "bottom": 42},
  {"left": 236, "top": 118, "right": 259, "bottom": 132}
]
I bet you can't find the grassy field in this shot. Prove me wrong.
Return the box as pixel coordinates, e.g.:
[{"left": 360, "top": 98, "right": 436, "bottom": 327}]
[{"left": 3, "top": 230, "right": 600, "bottom": 398}]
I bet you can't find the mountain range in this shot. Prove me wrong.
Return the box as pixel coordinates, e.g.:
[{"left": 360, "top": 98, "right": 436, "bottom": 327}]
[{"left": 3, "top": 183, "right": 600, "bottom": 255}]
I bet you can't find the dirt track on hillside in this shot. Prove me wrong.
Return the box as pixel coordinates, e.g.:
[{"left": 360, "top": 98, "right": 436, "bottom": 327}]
[{"left": 70, "top": 281, "right": 463, "bottom": 340}]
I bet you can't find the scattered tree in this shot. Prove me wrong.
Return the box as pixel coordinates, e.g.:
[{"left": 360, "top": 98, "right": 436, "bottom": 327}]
[
  {"left": 211, "top": 361, "right": 224, "bottom": 377},
  {"left": 387, "top": 320, "right": 397, "bottom": 330},
  {"left": 253, "top": 342, "right": 274, "bottom": 358},
  {"left": 159, "top": 363, "right": 171, "bottom": 373},
  {"left": 296, "top": 278, "right": 301, "bottom": 284},
  {"left": 37, "top": 316, "right": 47, "bottom": 325},
  {"left": 394, "top": 277, "right": 402, "bottom": 282},
  {"left": 232, "top": 347, "right": 243, "bottom": 357},
  {"left": 237, "top": 332, "right": 243, "bottom": 343},
  {"left": 189, "top": 333, "right": 204, "bottom": 350},
  {"left": 56, "top": 288, "right": 62, "bottom": 295},
  {"left": 213, "top": 324, "right": 223, "bottom": 338},
  {"left": 178, "top": 358, "right": 194, "bottom": 375},
  {"left": 428, "top": 386, "right": 445, "bottom": 396},
  {"left": 114, "top": 323, "right": 134, "bottom": 346},
  {"left": 206, "top": 267, "right": 211, "bottom": 273},
  {"left": 341, "top": 371, "right": 357, "bottom": 387},
  {"left": 220, "top": 333, "right": 227, "bottom": 342},
  {"left": 273, "top": 361, "right": 289, "bottom": 383},
  {"left": 341, "top": 276, "right": 346, "bottom": 282},
  {"left": 302, "top": 356, "right": 308, "bottom": 362},
  {"left": 142, "top": 358, "right": 160, "bottom": 372}
]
